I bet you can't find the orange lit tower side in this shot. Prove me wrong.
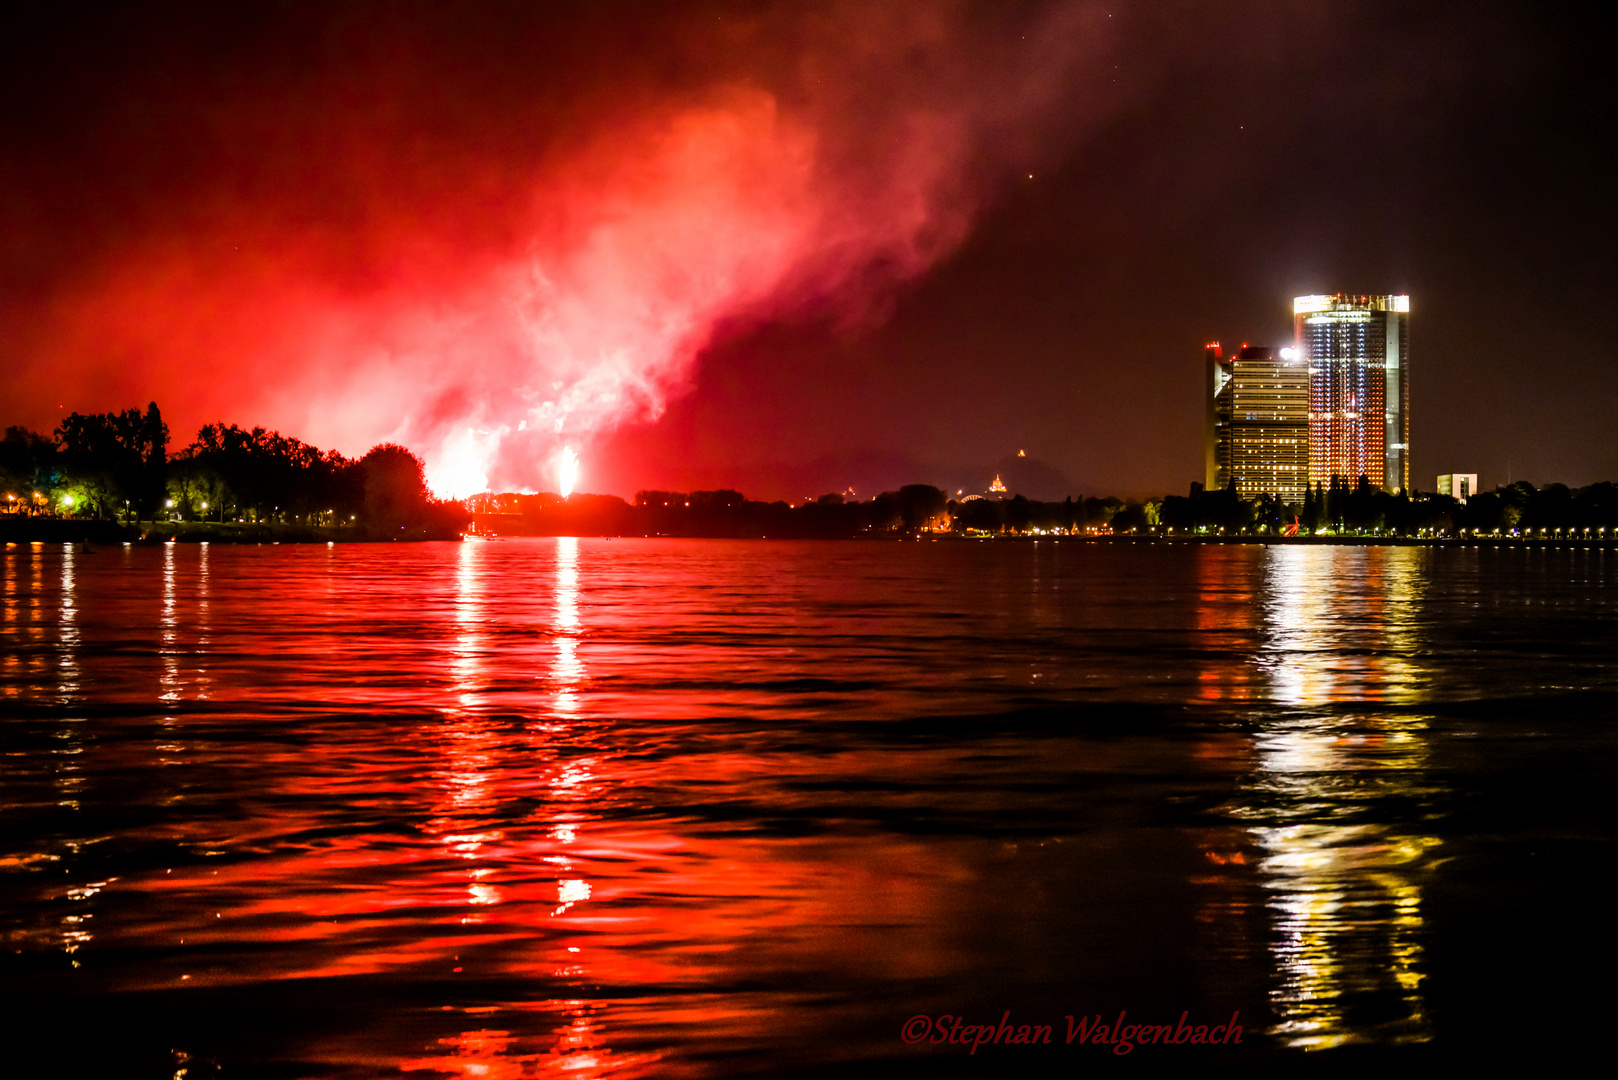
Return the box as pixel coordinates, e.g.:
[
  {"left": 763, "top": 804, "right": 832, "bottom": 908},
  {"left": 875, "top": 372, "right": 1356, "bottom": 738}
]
[{"left": 1294, "top": 294, "right": 1410, "bottom": 492}]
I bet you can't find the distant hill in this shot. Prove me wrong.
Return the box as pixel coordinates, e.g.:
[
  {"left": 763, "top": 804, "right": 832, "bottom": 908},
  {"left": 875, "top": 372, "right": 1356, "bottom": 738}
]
[{"left": 938, "top": 454, "right": 1082, "bottom": 502}]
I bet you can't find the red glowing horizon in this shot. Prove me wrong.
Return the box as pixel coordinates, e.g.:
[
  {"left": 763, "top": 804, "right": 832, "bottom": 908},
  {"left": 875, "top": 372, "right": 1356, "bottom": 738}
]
[{"left": 4, "top": 5, "right": 1103, "bottom": 500}]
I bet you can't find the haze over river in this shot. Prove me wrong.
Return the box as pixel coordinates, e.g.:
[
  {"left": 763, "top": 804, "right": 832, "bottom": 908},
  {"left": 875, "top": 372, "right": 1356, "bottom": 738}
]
[{"left": 3, "top": 538, "right": 1615, "bottom": 1076}]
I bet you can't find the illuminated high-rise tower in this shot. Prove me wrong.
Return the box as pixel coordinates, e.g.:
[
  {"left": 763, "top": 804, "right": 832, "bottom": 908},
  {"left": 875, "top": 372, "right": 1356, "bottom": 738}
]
[
  {"left": 1204, "top": 342, "right": 1310, "bottom": 505},
  {"left": 1294, "top": 294, "right": 1410, "bottom": 491}
]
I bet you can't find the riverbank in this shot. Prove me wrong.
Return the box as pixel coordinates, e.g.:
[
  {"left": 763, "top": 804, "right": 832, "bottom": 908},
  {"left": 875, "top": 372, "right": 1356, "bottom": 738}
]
[
  {"left": 472, "top": 529, "right": 1616, "bottom": 548},
  {"left": 7, "top": 517, "right": 1610, "bottom": 548},
  {"left": 1094, "top": 533, "right": 1618, "bottom": 548},
  {"left": 0, "top": 519, "right": 459, "bottom": 544}
]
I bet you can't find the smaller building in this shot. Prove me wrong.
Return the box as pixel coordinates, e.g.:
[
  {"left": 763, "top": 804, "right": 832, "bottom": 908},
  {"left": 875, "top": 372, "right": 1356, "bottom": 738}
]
[
  {"left": 1205, "top": 343, "right": 1310, "bottom": 505},
  {"left": 1437, "top": 473, "right": 1479, "bottom": 503}
]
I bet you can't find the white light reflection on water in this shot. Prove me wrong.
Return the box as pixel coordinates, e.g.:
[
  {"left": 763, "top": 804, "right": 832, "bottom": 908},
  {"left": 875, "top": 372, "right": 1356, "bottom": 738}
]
[
  {"left": 57, "top": 544, "right": 80, "bottom": 701},
  {"left": 54, "top": 547, "right": 85, "bottom": 819},
  {"left": 403, "top": 537, "right": 628, "bottom": 1079},
  {"left": 1247, "top": 547, "right": 1440, "bottom": 1048},
  {"left": 156, "top": 544, "right": 211, "bottom": 761},
  {"left": 154, "top": 542, "right": 188, "bottom": 770},
  {"left": 160, "top": 542, "right": 179, "bottom": 703},
  {"left": 438, "top": 538, "right": 506, "bottom": 916},
  {"left": 196, "top": 542, "right": 211, "bottom": 700},
  {"left": 551, "top": 536, "right": 584, "bottom": 715},
  {"left": 539, "top": 537, "right": 609, "bottom": 1072},
  {"left": 56, "top": 546, "right": 90, "bottom": 959},
  {"left": 452, "top": 538, "right": 485, "bottom": 715}
]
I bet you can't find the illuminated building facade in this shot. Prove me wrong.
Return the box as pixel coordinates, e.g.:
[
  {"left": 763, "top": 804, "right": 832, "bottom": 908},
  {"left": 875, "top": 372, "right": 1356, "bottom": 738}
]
[
  {"left": 1295, "top": 294, "right": 1410, "bottom": 491},
  {"left": 1437, "top": 473, "right": 1477, "bottom": 503},
  {"left": 1204, "top": 342, "right": 1310, "bottom": 504}
]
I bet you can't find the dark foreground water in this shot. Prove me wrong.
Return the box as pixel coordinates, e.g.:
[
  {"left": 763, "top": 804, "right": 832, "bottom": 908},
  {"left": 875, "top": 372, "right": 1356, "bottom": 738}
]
[{"left": 3, "top": 538, "right": 1617, "bottom": 1076}]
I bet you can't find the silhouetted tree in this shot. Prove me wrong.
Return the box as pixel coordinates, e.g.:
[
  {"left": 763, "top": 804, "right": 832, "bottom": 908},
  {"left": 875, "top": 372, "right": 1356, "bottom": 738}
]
[
  {"left": 894, "top": 484, "right": 947, "bottom": 530},
  {"left": 1251, "top": 492, "right": 1286, "bottom": 532},
  {"left": 1084, "top": 496, "right": 1121, "bottom": 530},
  {"left": 1499, "top": 481, "right": 1535, "bottom": 531},
  {"left": 360, "top": 443, "right": 430, "bottom": 531},
  {"left": 176, "top": 422, "right": 358, "bottom": 523},
  {"left": 0, "top": 427, "right": 60, "bottom": 510},
  {"left": 54, "top": 404, "right": 166, "bottom": 520},
  {"left": 951, "top": 497, "right": 1003, "bottom": 534},
  {"left": 137, "top": 402, "right": 168, "bottom": 518}
]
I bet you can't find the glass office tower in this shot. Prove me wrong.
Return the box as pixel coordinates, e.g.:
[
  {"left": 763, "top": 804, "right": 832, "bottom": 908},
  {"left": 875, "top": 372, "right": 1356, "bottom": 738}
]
[
  {"left": 1294, "top": 294, "right": 1410, "bottom": 492},
  {"left": 1205, "top": 342, "right": 1310, "bottom": 505}
]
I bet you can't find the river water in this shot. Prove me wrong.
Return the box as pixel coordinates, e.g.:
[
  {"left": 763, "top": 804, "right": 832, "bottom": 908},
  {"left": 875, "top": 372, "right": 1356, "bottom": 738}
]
[{"left": 3, "top": 538, "right": 1616, "bottom": 1075}]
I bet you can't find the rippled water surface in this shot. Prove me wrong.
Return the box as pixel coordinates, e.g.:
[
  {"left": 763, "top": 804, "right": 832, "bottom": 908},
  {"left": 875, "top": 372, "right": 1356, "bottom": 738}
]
[{"left": 4, "top": 538, "right": 1618, "bottom": 1075}]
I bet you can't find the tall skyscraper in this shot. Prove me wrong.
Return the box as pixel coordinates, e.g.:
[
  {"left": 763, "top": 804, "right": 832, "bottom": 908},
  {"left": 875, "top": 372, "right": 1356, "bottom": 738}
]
[
  {"left": 1294, "top": 294, "right": 1410, "bottom": 491},
  {"left": 1204, "top": 342, "right": 1310, "bottom": 504}
]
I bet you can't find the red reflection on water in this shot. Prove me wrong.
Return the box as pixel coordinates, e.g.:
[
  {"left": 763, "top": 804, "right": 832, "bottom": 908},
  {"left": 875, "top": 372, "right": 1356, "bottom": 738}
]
[
  {"left": 0, "top": 539, "right": 1473, "bottom": 1072},
  {"left": 42, "top": 539, "right": 982, "bottom": 1076},
  {"left": 1191, "top": 548, "right": 1260, "bottom": 703}
]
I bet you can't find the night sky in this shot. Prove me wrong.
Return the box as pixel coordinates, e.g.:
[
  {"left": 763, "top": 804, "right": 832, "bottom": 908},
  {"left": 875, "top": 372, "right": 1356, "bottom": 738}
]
[{"left": 3, "top": 1, "right": 1612, "bottom": 500}]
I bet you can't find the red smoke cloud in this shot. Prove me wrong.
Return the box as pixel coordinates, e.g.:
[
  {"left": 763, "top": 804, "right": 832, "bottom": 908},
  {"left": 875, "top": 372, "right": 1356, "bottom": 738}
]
[{"left": 6, "top": 3, "right": 1108, "bottom": 495}]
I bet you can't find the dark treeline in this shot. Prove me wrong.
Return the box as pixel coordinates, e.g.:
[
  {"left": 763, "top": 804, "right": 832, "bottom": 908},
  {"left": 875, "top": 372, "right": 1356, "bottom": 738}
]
[
  {"left": 13, "top": 409, "right": 1618, "bottom": 542},
  {"left": 470, "top": 486, "right": 1177, "bottom": 538},
  {"left": 1162, "top": 476, "right": 1618, "bottom": 536},
  {"left": 472, "top": 486, "right": 958, "bottom": 538},
  {"left": 2, "top": 403, "right": 468, "bottom": 539},
  {"left": 463, "top": 486, "right": 1159, "bottom": 538},
  {"left": 472, "top": 476, "right": 1618, "bottom": 540},
  {"left": 3, "top": 404, "right": 169, "bottom": 520}
]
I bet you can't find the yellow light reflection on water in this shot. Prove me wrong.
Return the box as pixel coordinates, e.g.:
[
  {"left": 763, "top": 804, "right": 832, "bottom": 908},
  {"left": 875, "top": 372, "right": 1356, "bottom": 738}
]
[{"left": 1247, "top": 547, "right": 1439, "bottom": 1048}]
